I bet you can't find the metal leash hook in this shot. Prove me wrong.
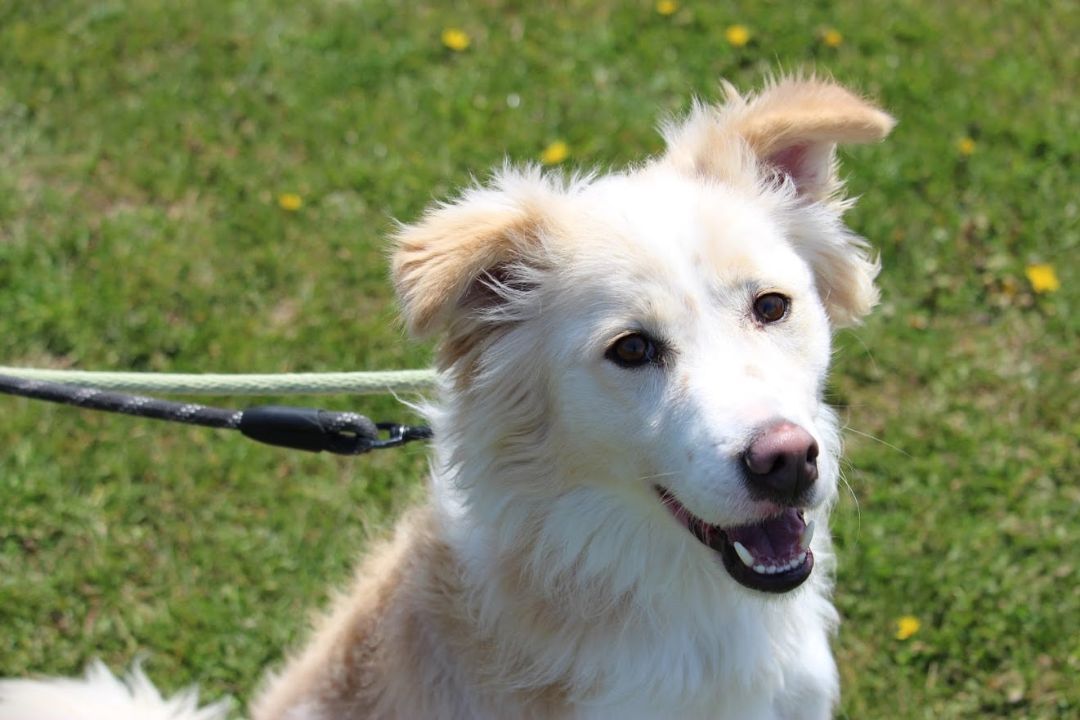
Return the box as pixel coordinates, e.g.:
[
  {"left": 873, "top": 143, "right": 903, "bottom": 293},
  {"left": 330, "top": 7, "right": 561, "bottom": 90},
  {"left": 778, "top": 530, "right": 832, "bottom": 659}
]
[{"left": 372, "top": 423, "right": 435, "bottom": 450}]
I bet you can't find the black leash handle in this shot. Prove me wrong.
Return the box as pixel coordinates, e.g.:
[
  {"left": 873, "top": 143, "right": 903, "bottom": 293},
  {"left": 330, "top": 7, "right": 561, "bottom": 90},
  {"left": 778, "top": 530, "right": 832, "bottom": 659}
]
[{"left": 0, "top": 373, "right": 432, "bottom": 456}]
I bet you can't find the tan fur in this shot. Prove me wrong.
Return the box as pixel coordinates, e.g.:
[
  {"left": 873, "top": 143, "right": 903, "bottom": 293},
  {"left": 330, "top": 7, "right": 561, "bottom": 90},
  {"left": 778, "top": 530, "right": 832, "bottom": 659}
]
[
  {"left": 722, "top": 78, "right": 895, "bottom": 167},
  {"left": 251, "top": 506, "right": 574, "bottom": 720},
  {"left": 391, "top": 188, "right": 556, "bottom": 385},
  {"left": 392, "top": 195, "right": 549, "bottom": 339}
]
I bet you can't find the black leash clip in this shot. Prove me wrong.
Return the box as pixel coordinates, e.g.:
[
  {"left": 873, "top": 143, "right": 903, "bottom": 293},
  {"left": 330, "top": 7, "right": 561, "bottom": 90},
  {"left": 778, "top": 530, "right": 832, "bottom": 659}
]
[{"left": 239, "top": 406, "right": 430, "bottom": 455}]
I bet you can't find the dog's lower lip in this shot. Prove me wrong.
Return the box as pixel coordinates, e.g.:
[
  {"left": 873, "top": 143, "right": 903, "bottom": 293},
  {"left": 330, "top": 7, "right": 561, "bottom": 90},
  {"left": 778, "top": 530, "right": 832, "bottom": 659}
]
[{"left": 655, "top": 486, "right": 814, "bottom": 594}]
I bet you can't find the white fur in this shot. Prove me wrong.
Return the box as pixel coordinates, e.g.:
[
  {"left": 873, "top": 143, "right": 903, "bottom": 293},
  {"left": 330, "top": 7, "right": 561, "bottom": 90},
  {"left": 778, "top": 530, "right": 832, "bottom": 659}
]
[{"left": 0, "top": 661, "right": 230, "bottom": 720}]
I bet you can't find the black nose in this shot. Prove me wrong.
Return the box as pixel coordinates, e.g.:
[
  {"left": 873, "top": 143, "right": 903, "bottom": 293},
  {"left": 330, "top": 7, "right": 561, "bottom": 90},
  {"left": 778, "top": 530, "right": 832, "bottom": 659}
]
[{"left": 742, "top": 421, "right": 819, "bottom": 503}]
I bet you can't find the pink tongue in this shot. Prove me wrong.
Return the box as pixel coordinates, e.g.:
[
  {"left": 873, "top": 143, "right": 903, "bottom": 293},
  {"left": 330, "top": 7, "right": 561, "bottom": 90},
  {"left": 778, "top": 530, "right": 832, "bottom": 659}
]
[{"left": 725, "top": 510, "right": 805, "bottom": 561}]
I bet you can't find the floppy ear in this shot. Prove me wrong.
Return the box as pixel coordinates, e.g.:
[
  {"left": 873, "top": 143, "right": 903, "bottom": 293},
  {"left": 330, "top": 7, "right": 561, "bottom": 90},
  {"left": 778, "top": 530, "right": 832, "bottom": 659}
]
[
  {"left": 665, "top": 77, "right": 895, "bottom": 202},
  {"left": 391, "top": 173, "right": 550, "bottom": 340},
  {"left": 722, "top": 77, "right": 895, "bottom": 201}
]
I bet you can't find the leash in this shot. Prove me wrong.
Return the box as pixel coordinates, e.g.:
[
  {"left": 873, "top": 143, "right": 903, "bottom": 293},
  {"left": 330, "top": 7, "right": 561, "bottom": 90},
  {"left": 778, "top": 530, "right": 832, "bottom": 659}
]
[
  {"left": 0, "top": 373, "right": 433, "bottom": 455},
  {"left": 0, "top": 366, "right": 437, "bottom": 395}
]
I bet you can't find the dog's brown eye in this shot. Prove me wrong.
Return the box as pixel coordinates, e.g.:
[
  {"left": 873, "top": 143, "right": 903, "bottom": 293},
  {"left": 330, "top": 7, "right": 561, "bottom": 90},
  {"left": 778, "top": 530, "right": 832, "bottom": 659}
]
[
  {"left": 606, "top": 333, "right": 660, "bottom": 368},
  {"left": 754, "top": 293, "right": 789, "bottom": 324}
]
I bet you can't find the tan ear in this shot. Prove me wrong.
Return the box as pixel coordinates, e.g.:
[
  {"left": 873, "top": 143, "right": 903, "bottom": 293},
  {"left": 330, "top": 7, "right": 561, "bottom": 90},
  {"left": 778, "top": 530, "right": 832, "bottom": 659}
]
[
  {"left": 391, "top": 173, "right": 550, "bottom": 339},
  {"left": 726, "top": 77, "right": 895, "bottom": 200},
  {"left": 664, "top": 77, "right": 895, "bottom": 202}
]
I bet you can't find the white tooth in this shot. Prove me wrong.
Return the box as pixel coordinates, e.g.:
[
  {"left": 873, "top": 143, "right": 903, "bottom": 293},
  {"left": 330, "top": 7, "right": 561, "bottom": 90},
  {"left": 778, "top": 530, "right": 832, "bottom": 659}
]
[
  {"left": 753, "top": 564, "right": 767, "bottom": 574},
  {"left": 733, "top": 541, "right": 755, "bottom": 568},
  {"left": 799, "top": 520, "right": 816, "bottom": 552}
]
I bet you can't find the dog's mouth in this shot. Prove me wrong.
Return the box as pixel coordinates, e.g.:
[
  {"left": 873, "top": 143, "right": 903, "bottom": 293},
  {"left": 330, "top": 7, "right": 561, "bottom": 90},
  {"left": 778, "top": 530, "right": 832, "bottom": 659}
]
[{"left": 656, "top": 486, "right": 814, "bottom": 594}]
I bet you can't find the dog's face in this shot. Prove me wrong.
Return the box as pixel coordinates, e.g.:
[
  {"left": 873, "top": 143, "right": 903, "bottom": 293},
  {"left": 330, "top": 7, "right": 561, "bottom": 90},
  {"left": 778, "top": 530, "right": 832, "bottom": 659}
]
[
  {"left": 543, "top": 172, "right": 837, "bottom": 594},
  {"left": 394, "top": 78, "right": 893, "bottom": 597}
]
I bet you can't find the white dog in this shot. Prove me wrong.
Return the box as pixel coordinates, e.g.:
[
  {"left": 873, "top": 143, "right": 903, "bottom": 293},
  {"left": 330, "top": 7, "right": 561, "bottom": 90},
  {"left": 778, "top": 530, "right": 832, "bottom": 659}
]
[{"left": 0, "top": 77, "right": 893, "bottom": 720}]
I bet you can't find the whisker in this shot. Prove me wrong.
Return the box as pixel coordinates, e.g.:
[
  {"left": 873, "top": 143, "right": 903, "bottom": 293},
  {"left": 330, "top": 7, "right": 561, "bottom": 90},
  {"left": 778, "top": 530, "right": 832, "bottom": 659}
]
[
  {"left": 843, "top": 426, "right": 911, "bottom": 458},
  {"left": 637, "top": 470, "right": 678, "bottom": 483},
  {"left": 841, "top": 330, "right": 881, "bottom": 378},
  {"left": 836, "top": 462, "right": 861, "bottom": 545}
]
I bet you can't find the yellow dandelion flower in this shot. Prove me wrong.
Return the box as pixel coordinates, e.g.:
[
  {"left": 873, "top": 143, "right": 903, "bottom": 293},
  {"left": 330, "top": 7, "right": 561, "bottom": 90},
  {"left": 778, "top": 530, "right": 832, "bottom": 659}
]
[
  {"left": 541, "top": 140, "right": 569, "bottom": 165},
  {"left": 1025, "top": 264, "right": 1060, "bottom": 294},
  {"left": 822, "top": 28, "right": 843, "bottom": 48},
  {"left": 895, "top": 615, "right": 921, "bottom": 640},
  {"left": 277, "top": 193, "right": 303, "bottom": 212},
  {"left": 958, "top": 137, "right": 976, "bottom": 156},
  {"left": 441, "top": 28, "right": 470, "bottom": 52},
  {"left": 725, "top": 24, "right": 751, "bottom": 47},
  {"left": 656, "top": 0, "right": 679, "bottom": 16}
]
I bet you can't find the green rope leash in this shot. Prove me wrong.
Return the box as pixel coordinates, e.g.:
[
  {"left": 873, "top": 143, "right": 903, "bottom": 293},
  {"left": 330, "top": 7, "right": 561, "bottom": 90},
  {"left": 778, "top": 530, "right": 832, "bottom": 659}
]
[{"left": 0, "top": 367, "right": 438, "bottom": 396}]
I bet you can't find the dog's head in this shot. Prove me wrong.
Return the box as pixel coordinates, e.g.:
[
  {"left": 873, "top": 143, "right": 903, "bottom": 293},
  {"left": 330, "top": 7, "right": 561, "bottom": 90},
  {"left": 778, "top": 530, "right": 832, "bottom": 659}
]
[{"left": 393, "top": 78, "right": 893, "bottom": 597}]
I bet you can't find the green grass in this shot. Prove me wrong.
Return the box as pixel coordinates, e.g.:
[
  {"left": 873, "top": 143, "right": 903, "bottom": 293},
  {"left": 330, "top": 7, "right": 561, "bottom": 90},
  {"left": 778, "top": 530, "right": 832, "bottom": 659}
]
[{"left": 0, "top": 1, "right": 1076, "bottom": 717}]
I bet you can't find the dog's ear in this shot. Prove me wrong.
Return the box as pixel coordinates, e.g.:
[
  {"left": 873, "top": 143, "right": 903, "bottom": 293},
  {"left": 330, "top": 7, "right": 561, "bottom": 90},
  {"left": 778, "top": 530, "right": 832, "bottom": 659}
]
[
  {"left": 391, "top": 173, "right": 551, "bottom": 339},
  {"left": 720, "top": 77, "right": 895, "bottom": 201},
  {"left": 665, "top": 77, "right": 895, "bottom": 202}
]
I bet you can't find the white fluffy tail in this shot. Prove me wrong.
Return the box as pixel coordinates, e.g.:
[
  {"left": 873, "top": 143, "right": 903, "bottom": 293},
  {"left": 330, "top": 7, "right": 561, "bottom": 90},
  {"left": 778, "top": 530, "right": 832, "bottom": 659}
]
[{"left": 0, "top": 661, "right": 231, "bottom": 720}]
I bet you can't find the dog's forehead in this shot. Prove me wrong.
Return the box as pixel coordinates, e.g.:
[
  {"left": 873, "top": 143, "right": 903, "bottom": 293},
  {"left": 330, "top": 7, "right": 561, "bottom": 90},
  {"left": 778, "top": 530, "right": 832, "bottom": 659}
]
[{"left": 568, "top": 169, "right": 809, "bottom": 290}]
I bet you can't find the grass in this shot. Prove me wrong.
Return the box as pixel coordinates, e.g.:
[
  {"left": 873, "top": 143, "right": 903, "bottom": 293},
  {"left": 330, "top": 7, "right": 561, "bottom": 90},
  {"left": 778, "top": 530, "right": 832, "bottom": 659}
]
[{"left": 0, "top": 1, "right": 1075, "bottom": 717}]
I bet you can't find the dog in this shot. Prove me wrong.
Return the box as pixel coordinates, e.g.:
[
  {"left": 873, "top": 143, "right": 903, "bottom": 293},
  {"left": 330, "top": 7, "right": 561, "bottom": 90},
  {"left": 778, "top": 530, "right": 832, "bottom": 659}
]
[{"left": 0, "top": 76, "right": 893, "bottom": 719}]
